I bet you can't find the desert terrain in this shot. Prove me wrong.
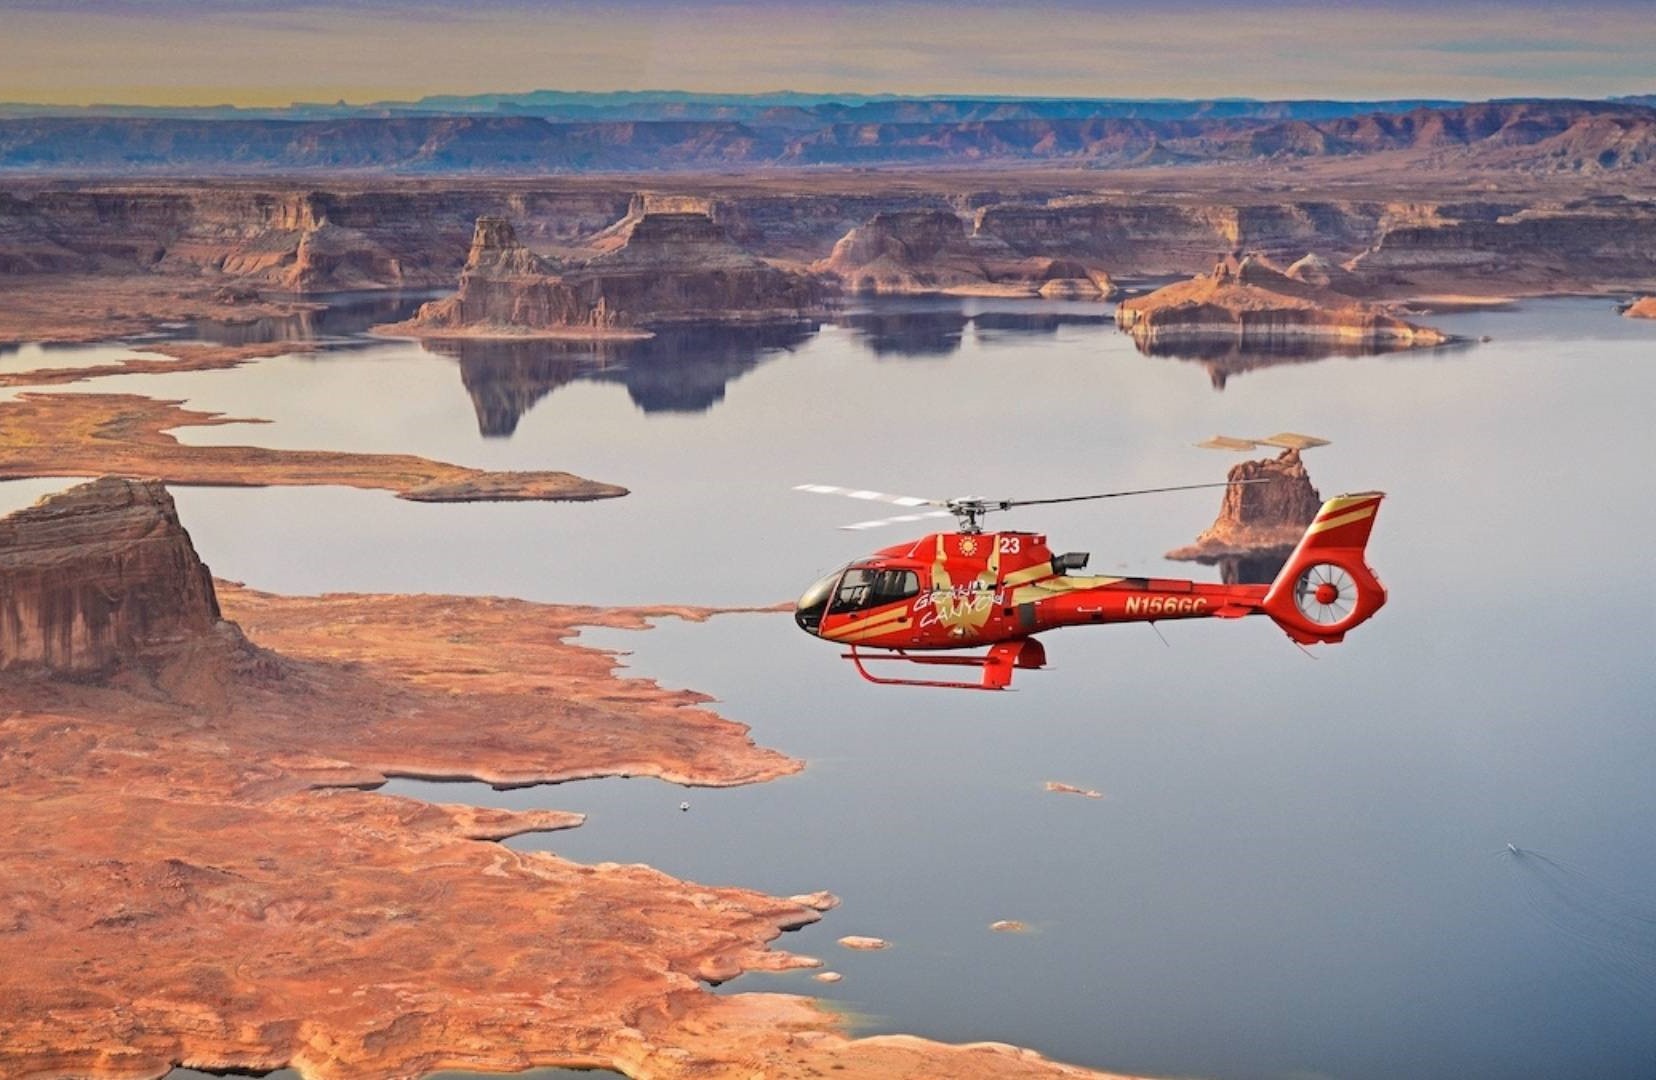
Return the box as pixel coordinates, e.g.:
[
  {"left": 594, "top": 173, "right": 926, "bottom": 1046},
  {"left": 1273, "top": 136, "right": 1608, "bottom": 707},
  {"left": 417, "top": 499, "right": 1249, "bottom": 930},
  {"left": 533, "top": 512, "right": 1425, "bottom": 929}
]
[{"left": 4, "top": 91, "right": 1655, "bottom": 1080}]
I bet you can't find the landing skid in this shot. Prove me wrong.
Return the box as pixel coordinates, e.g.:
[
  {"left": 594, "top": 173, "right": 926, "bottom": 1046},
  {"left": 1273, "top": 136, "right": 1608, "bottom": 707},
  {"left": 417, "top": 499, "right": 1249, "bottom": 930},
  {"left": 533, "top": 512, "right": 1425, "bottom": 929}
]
[{"left": 842, "top": 639, "right": 1047, "bottom": 691}]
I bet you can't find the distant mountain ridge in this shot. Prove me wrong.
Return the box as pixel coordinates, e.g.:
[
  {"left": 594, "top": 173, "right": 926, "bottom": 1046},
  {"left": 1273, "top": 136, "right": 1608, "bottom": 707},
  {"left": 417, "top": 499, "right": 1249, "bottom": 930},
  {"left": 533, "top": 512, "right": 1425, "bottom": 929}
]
[
  {"left": 0, "top": 97, "right": 1651, "bottom": 175},
  {"left": 0, "top": 90, "right": 1469, "bottom": 123}
]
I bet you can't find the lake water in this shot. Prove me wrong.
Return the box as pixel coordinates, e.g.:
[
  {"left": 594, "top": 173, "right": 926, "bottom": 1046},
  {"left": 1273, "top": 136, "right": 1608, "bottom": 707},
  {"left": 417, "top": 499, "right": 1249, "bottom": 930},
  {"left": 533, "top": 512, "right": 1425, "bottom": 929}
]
[{"left": 8, "top": 295, "right": 1655, "bottom": 1080}]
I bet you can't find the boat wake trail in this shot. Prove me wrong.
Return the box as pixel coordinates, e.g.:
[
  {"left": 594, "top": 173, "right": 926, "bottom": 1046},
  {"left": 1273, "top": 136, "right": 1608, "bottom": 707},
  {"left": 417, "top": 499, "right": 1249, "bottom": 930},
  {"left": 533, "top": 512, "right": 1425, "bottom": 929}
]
[{"left": 1501, "top": 845, "right": 1656, "bottom": 1005}]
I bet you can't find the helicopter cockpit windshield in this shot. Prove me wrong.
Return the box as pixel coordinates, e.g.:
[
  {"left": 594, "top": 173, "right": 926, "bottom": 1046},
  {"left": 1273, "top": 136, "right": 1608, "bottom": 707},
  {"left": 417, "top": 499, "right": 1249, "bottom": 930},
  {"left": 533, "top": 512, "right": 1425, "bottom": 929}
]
[{"left": 794, "top": 562, "right": 922, "bottom": 636}]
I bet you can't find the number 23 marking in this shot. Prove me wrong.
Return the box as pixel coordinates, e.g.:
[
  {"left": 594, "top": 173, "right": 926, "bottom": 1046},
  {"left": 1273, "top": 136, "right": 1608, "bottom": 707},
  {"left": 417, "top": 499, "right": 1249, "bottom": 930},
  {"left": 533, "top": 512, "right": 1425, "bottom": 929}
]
[{"left": 998, "top": 536, "right": 1021, "bottom": 554}]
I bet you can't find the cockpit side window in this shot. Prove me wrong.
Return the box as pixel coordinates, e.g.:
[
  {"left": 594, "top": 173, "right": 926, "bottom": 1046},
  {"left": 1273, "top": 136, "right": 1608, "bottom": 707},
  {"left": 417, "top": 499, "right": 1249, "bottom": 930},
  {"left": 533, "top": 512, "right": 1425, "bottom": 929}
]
[{"left": 831, "top": 567, "right": 920, "bottom": 613}]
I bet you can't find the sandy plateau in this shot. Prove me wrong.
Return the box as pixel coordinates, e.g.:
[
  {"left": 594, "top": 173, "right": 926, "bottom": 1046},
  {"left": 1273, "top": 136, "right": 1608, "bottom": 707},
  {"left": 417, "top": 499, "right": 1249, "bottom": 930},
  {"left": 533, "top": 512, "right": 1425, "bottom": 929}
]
[
  {"left": 0, "top": 481, "right": 1136, "bottom": 1080},
  {"left": 0, "top": 392, "right": 623, "bottom": 503}
]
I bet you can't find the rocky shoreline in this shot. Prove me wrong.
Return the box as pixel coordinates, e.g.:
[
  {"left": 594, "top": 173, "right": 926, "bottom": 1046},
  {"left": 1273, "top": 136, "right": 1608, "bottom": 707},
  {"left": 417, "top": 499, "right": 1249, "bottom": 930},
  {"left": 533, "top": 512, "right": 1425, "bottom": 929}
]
[
  {"left": 0, "top": 392, "right": 625, "bottom": 503},
  {"left": 1115, "top": 254, "right": 1451, "bottom": 353},
  {"left": 0, "top": 479, "right": 1137, "bottom": 1080}
]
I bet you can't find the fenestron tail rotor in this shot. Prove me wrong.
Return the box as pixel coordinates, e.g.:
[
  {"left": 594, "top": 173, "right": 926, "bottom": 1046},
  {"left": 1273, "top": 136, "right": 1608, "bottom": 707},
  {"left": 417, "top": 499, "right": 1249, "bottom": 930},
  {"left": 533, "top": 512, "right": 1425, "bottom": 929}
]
[
  {"left": 1292, "top": 562, "right": 1358, "bottom": 626},
  {"left": 796, "top": 479, "right": 1265, "bottom": 534}
]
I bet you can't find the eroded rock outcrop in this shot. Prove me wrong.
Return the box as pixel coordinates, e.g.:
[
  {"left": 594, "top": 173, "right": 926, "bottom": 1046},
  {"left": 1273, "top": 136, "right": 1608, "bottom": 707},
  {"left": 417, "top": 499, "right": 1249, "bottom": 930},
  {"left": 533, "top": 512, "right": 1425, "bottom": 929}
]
[
  {"left": 1165, "top": 448, "right": 1322, "bottom": 584},
  {"left": 0, "top": 477, "right": 221, "bottom": 673},
  {"left": 1115, "top": 254, "right": 1448, "bottom": 351},
  {"left": 400, "top": 212, "right": 824, "bottom": 338},
  {"left": 815, "top": 209, "right": 1114, "bottom": 297}
]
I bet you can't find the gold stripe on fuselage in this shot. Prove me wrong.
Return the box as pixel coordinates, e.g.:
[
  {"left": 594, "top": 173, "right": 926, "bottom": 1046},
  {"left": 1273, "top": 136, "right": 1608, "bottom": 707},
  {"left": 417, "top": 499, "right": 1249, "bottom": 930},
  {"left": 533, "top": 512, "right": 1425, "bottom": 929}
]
[{"left": 820, "top": 605, "right": 911, "bottom": 642}]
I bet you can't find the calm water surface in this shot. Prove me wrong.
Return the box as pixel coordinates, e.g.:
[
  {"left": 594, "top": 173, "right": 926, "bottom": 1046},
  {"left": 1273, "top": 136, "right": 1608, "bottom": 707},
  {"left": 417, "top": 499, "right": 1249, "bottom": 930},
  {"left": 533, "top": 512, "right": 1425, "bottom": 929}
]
[{"left": 9, "top": 296, "right": 1655, "bottom": 1080}]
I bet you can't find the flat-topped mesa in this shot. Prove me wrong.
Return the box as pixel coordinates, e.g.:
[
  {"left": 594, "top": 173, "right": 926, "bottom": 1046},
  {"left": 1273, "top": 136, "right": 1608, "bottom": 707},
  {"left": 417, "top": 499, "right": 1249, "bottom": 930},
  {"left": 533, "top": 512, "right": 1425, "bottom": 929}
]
[
  {"left": 401, "top": 212, "right": 823, "bottom": 338},
  {"left": 1624, "top": 296, "right": 1656, "bottom": 318},
  {"left": 1115, "top": 253, "right": 1448, "bottom": 349},
  {"left": 594, "top": 210, "right": 758, "bottom": 267},
  {"left": 815, "top": 209, "right": 1114, "bottom": 298},
  {"left": 0, "top": 478, "right": 222, "bottom": 674}
]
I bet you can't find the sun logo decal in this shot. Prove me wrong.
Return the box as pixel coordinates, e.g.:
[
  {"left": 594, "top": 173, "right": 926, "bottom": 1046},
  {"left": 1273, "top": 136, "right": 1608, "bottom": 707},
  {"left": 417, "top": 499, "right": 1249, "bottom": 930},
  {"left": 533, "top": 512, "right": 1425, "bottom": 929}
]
[{"left": 959, "top": 537, "right": 980, "bottom": 556}]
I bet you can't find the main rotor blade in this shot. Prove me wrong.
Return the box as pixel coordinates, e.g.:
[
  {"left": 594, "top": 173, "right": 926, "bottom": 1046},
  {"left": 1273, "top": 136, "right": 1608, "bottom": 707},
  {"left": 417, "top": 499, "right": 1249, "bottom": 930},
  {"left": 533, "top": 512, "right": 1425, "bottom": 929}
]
[
  {"left": 840, "top": 509, "right": 957, "bottom": 531},
  {"left": 794, "top": 483, "right": 945, "bottom": 509},
  {"left": 988, "top": 479, "right": 1269, "bottom": 510}
]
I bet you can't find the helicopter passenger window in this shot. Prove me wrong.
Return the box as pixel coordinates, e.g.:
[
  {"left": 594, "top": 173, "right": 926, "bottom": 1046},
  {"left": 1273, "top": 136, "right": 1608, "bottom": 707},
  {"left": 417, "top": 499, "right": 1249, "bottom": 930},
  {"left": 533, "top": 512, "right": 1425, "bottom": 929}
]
[{"left": 833, "top": 568, "right": 920, "bottom": 613}]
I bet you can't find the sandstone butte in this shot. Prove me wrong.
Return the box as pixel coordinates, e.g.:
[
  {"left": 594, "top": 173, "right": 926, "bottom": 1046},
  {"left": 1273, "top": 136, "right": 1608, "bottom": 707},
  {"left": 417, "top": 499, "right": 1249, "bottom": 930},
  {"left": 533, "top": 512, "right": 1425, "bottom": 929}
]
[
  {"left": 382, "top": 211, "right": 826, "bottom": 341},
  {"left": 0, "top": 391, "right": 624, "bottom": 503},
  {"left": 0, "top": 479, "right": 1142, "bottom": 1080},
  {"left": 813, "top": 208, "right": 1115, "bottom": 299},
  {"left": 1165, "top": 447, "right": 1324, "bottom": 571},
  {"left": 1114, "top": 253, "right": 1451, "bottom": 351},
  {"left": 1625, "top": 296, "right": 1656, "bottom": 318}
]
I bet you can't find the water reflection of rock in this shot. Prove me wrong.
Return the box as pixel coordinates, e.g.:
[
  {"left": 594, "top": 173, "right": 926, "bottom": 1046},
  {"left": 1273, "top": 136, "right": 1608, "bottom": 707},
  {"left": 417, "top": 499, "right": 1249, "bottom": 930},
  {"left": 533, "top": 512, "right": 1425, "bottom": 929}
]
[
  {"left": 1138, "top": 337, "right": 1420, "bottom": 391},
  {"left": 182, "top": 292, "right": 437, "bottom": 347},
  {"left": 839, "top": 309, "right": 969, "bottom": 357},
  {"left": 839, "top": 308, "right": 1111, "bottom": 358},
  {"left": 428, "top": 321, "right": 817, "bottom": 436},
  {"left": 438, "top": 307, "right": 1118, "bottom": 435}
]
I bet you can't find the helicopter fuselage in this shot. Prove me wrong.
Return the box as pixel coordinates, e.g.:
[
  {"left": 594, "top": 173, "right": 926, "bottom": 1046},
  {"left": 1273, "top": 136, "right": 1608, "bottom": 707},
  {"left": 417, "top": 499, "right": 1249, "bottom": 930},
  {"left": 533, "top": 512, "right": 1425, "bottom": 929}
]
[
  {"left": 793, "top": 491, "right": 1388, "bottom": 689},
  {"left": 796, "top": 530, "right": 1268, "bottom": 652}
]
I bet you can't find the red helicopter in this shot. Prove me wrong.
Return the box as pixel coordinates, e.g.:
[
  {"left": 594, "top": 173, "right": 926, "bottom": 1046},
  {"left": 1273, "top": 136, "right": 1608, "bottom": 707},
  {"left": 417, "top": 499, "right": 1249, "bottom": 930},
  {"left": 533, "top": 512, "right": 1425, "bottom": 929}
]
[{"left": 794, "top": 480, "right": 1387, "bottom": 689}]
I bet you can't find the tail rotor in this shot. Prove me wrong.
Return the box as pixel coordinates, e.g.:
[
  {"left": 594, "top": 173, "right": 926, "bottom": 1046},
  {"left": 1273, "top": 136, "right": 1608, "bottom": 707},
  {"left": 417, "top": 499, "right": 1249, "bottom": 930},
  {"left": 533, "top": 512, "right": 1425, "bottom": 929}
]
[{"left": 1264, "top": 492, "right": 1388, "bottom": 644}]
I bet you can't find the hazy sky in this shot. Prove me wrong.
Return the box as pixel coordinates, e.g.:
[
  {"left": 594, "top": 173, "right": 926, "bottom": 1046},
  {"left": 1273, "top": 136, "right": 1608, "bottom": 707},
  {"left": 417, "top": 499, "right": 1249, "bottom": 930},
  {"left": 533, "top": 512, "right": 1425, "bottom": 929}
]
[{"left": 1, "top": 0, "right": 1652, "bottom": 106}]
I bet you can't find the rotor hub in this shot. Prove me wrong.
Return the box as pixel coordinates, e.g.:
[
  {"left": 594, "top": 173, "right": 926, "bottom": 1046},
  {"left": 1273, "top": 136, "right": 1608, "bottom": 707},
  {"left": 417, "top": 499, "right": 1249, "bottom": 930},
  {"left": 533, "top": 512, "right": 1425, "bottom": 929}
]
[{"left": 1314, "top": 582, "right": 1340, "bottom": 605}]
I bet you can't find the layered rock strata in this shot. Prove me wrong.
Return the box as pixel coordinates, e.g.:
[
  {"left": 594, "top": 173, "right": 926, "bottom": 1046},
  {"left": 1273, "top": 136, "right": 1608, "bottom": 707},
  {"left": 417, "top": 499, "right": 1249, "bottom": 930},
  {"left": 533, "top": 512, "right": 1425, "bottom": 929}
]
[
  {"left": 4, "top": 181, "right": 1655, "bottom": 329},
  {"left": 815, "top": 209, "right": 1114, "bottom": 297},
  {"left": 0, "top": 477, "right": 221, "bottom": 673},
  {"left": 1115, "top": 254, "right": 1449, "bottom": 350},
  {"left": 398, "top": 213, "right": 824, "bottom": 338}
]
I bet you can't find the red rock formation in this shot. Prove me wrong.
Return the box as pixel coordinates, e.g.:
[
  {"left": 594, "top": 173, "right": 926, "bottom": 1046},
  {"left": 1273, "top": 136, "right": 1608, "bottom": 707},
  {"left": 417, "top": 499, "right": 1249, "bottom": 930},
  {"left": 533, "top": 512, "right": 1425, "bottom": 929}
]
[
  {"left": 1165, "top": 449, "right": 1322, "bottom": 582},
  {"left": 1115, "top": 255, "right": 1448, "bottom": 350},
  {"left": 816, "top": 209, "right": 1113, "bottom": 297},
  {"left": 0, "top": 477, "right": 221, "bottom": 674},
  {"left": 402, "top": 213, "right": 824, "bottom": 337},
  {"left": 1624, "top": 296, "right": 1656, "bottom": 318},
  {"left": 1285, "top": 251, "right": 1371, "bottom": 295}
]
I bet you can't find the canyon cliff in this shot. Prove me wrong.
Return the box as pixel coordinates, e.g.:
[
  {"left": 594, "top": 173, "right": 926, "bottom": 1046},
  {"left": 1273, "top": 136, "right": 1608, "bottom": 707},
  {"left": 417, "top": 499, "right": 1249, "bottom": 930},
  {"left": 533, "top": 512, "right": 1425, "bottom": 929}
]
[
  {"left": 3, "top": 179, "right": 1654, "bottom": 322},
  {"left": 400, "top": 212, "right": 824, "bottom": 337},
  {"left": 1115, "top": 254, "right": 1449, "bottom": 351},
  {"left": 0, "top": 477, "right": 222, "bottom": 674}
]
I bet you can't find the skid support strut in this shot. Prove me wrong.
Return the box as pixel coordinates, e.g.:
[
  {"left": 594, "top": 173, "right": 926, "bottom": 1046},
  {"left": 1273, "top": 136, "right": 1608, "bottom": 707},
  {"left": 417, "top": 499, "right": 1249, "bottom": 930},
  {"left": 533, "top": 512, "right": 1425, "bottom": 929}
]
[{"left": 842, "top": 638, "right": 1047, "bottom": 690}]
